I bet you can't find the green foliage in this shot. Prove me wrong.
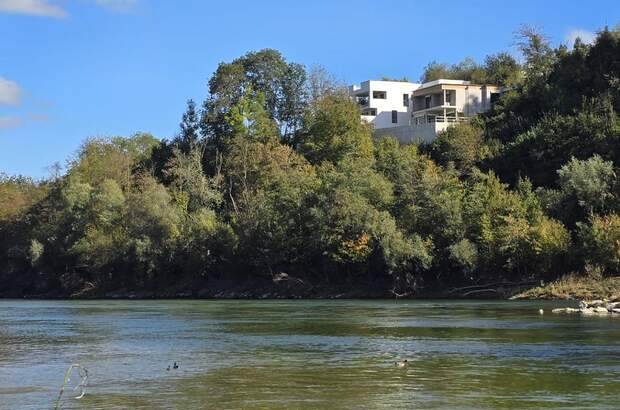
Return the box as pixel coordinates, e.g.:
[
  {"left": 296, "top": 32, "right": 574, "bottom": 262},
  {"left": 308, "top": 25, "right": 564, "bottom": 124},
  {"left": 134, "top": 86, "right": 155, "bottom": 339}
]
[
  {"left": 431, "top": 123, "right": 486, "bottom": 173},
  {"left": 165, "top": 147, "right": 222, "bottom": 213},
  {"left": 225, "top": 90, "right": 280, "bottom": 145},
  {"left": 421, "top": 58, "right": 486, "bottom": 83},
  {"left": 577, "top": 214, "right": 620, "bottom": 274},
  {"left": 515, "top": 25, "right": 555, "bottom": 87},
  {"left": 68, "top": 178, "right": 128, "bottom": 274},
  {"left": 175, "top": 99, "right": 201, "bottom": 153},
  {"left": 299, "top": 90, "right": 374, "bottom": 165},
  {"left": 28, "top": 239, "right": 44, "bottom": 267},
  {"left": 557, "top": 155, "right": 616, "bottom": 216},
  {"left": 448, "top": 239, "right": 478, "bottom": 274},
  {"left": 484, "top": 53, "right": 522, "bottom": 86},
  {"left": 0, "top": 174, "right": 47, "bottom": 221},
  {"left": 420, "top": 55, "right": 520, "bottom": 86},
  {"left": 69, "top": 134, "right": 161, "bottom": 189},
  {"left": 202, "top": 49, "right": 307, "bottom": 142},
  {"left": 227, "top": 140, "right": 318, "bottom": 270},
  {"left": 310, "top": 178, "right": 413, "bottom": 277}
]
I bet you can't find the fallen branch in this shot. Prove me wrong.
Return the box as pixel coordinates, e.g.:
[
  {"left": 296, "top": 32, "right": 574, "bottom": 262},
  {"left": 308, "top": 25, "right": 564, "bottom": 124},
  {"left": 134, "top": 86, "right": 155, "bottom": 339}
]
[
  {"left": 447, "top": 281, "right": 537, "bottom": 295},
  {"left": 54, "top": 364, "right": 88, "bottom": 409}
]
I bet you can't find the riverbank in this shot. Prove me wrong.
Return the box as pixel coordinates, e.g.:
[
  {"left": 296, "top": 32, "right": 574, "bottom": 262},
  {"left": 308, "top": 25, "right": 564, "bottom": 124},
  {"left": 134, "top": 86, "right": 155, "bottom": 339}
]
[
  {"left": 3, "top": 271, "right": 619, "bottom": 300},
  {"left": 512, "top": 274, "right": 620, "bottom": 301}
]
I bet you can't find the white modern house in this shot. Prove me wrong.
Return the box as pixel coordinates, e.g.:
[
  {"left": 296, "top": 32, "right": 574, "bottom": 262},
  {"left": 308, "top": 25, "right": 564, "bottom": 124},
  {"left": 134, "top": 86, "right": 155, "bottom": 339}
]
[
  {"left": 349, "top": 79, "right": 501, "bottom": 143},
  {"left": 349, "top": 80, "right": 420, "bottom": 129}
]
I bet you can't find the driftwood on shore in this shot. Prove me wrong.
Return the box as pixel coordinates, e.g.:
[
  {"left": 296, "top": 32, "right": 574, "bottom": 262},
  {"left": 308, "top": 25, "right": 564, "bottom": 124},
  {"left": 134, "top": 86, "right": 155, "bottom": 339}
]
[{"left": 446, "top": 281, "right": 538, "bottom": 297}]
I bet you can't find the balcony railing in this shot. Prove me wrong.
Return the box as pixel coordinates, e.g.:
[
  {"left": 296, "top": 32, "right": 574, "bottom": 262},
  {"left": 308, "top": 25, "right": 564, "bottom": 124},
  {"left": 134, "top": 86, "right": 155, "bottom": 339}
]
[
  {"left": 428, "top": 116, "right": 464, "bottom": 123},
  {"left": 413, "top": 116, "right": 469, "bottom": 127}
]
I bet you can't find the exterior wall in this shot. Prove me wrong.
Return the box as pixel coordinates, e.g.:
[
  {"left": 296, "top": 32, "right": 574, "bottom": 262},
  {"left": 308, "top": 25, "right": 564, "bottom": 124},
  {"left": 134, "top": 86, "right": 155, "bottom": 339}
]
[
  {"left": 374, "top": 122, "right": 453, "bottom": 144},
  {"left": 350, "top": 80, "right": 419, "bottom": 129},
  {"left": 374, "top": 125, "right": 418, "bottom": 144}
]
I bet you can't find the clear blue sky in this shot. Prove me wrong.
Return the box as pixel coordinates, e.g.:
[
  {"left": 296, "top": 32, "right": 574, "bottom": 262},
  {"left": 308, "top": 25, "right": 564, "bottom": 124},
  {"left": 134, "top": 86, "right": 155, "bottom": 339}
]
[{"left": 1, "top": 0, "right": 619, "bottom": 178}]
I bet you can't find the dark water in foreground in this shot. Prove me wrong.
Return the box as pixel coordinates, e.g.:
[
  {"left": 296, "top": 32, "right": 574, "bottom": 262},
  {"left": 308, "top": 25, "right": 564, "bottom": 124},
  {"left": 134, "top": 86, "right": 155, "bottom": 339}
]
[{"left": 0, "top": 300, "right": 619, "bottom": 409}]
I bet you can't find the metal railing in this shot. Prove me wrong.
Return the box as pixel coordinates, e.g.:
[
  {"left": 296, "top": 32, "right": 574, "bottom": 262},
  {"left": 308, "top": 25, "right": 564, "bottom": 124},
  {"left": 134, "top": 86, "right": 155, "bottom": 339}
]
[
  {"left": 413, "top": 116, "right": 469, "bottom": 127},
  {"left": 431, "top": 116, "right": 463, "bottom": 123}
]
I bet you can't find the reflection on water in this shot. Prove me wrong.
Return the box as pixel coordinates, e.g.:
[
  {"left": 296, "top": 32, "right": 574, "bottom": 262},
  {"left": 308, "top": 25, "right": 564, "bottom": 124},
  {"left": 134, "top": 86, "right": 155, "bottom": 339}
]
[{"left": 0, "top": 300, "right": 619, "bottom": 409}]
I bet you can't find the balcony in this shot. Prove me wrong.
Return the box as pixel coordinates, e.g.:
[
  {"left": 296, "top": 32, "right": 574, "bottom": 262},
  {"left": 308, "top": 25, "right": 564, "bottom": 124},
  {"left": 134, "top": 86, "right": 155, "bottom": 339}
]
[
  {"left": 425, "top": 115, "right": 465, "bottom": 124},
  {"left": 356, "top": 96, "right": 369, "bottom": 107}
]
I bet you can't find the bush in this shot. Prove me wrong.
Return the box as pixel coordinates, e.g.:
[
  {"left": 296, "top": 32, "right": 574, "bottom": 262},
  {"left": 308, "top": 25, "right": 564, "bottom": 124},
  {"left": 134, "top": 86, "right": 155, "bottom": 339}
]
[{"left": 577, "top": 214, "right": 620, "bottom": 275}]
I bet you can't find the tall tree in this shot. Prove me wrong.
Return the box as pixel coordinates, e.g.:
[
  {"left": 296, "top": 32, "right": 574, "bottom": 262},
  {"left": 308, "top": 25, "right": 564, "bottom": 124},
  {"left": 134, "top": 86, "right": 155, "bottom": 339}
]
[
  {"left": 176, "top": 99, "right": 200, "bottom": 153},
  {"left": 201, "top": 49, "right": 307, "bottom": 145}
]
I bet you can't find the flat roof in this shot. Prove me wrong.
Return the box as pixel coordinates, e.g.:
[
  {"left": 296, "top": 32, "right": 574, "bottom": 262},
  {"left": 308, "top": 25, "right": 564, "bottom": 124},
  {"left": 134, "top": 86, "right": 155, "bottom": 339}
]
[
  {"left": 350, "top": 78, "right": 499, "bottom": 92},
  {"left": 416, "top": 79, "right": 500, "bottom": 90}
]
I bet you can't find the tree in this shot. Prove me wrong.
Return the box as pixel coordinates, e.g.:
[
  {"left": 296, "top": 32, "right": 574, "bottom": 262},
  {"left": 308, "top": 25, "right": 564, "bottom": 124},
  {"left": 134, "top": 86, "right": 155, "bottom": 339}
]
[
  {"left": 225, "top": 90, "right": 280, "bottom": 145},
  {"left": 226, "top": 141, "right": 318, "bottom": 271},
  {"left": 201, "top": 49, "right": 307, "bottom": 143},
  {"left": 431, "top": 123, "right": 486, "bottom": 173},
  {"left": 124, "top": 175, "right": 182, "bottom": 286},
  {"left": 420, "top": 58, "right": 487, "bottom": 83},
  {"left": 306, "top": 65, "right": 341, "bottom": 106},
  {"left": 298, "top": 90, "right": 374, "bottom": 165},
  {"left": 577, "top": 214, "right": 620, "bottom": 274},
  {"left": 310, "top": 170, "right": 414, "bottom": 285},
  {"left": 483, "top": 52, "right": 522, "bottom": 86},
  {"left": 165, "top": 147, "right": 222, "bottom": 213},
  {"left": 175, "top": 99, "right": 200, "bottom": 153},
  {"left": 515, "top": 25, "right": 555, "bottom": 84},
  {"left": 69, "top": 178, "right": 128, "bottom": 277},
  {"left": 0, "top": 174, "right": 47, "bottom": 222},
  {"left": 420, "top": 61, "right": 452, "bottom": 82},
  {"left": 69, "top": 134, "right": 161, "bottom": 189}
]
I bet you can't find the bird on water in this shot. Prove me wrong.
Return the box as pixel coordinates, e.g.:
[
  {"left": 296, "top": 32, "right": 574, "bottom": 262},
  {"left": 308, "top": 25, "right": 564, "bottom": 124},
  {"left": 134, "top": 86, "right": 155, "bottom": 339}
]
[{"left": 395, "top": 359, "right": 408, "bottom": 368}]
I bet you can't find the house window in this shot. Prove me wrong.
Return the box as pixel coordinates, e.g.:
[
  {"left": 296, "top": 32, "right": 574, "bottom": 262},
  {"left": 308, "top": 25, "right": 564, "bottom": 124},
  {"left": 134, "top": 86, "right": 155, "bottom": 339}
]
[
  {"left": 425, "top": 96, "right": 431, "bottom": 109},
  {"left": 490, "top": 92, "right": 500, "bottom": 105},
  {"left": 362, "top": 108, "right": 377, "bottom": 116},
  {"left": 445, "top": 91, "right": 452, "bottom": 105},
  {"left": 391, "top": 110, "right": 398, "bottom": 123},
  {"left": 373, "top": 91, "right": 387, "bottom": 99},
  {"left": 403, "top": 94, "right": 409, "bottom": 107}
]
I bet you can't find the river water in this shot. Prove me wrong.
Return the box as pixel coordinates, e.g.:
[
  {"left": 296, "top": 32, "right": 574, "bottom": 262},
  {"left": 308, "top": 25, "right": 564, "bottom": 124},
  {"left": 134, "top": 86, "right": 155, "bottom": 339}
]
[{"left": 0, "top": 299, "right": 619, "bottom": 409}]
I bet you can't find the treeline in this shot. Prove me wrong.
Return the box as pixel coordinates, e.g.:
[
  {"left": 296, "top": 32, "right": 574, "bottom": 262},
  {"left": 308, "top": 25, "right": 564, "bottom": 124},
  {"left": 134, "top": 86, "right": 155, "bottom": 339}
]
[{"left": 1, "top": 26, "right": 620, "bottom": 297}]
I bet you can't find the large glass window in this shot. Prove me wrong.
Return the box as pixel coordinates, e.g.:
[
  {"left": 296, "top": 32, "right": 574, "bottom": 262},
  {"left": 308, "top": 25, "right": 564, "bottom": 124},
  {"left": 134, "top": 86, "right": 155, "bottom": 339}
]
[
  {"left": 403, "top": 93, "right": 409, "bottom": 107},
  {"left": 373, "top": 91, "right": 387, "bottom": 99}
]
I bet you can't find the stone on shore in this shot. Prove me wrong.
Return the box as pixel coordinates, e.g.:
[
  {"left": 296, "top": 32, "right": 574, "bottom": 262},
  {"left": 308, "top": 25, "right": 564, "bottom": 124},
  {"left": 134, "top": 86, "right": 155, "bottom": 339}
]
[{"left": 552, "top": 300, "right": 619, "bottom": 316}]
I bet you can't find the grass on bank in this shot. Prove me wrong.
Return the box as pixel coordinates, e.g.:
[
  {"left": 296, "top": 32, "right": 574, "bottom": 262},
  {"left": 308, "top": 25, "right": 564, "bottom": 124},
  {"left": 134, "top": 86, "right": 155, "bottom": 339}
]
[{"left": 514, "top": 272, "right": 620, "bottom": 300}]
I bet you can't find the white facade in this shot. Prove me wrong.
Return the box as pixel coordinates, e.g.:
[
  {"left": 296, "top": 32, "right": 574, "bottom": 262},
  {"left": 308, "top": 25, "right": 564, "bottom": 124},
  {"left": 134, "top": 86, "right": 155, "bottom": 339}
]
[
  {"left": 349, "top": 79, "right": 501, "bottom": 143},
  {"left": 349, "top": 80, "right": 420, "bottom": 129}
]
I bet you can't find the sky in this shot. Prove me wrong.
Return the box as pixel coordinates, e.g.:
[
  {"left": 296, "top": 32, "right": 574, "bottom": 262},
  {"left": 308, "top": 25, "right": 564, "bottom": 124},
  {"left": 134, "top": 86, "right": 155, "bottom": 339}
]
[{"left": 1, "top": 0, "right": 619, "bottom": 178}]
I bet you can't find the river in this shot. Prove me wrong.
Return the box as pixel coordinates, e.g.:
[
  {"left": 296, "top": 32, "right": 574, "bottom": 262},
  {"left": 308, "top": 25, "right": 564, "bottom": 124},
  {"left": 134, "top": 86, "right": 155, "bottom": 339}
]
[{"left": 0, "top": 300, "right": 619, "bottom": 409}]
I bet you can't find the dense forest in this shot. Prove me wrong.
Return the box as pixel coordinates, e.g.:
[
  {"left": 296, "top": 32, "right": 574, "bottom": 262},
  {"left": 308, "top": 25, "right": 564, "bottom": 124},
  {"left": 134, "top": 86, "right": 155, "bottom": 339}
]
[{"left": 2, "top": 26, "right": 620, "bottom": 298}]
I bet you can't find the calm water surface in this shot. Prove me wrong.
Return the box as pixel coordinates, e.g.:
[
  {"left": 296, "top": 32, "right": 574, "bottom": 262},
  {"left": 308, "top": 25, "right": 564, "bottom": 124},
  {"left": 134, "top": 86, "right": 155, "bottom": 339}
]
[{"left": 0, "top": 299, "right": 619, "bottom": 409}]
